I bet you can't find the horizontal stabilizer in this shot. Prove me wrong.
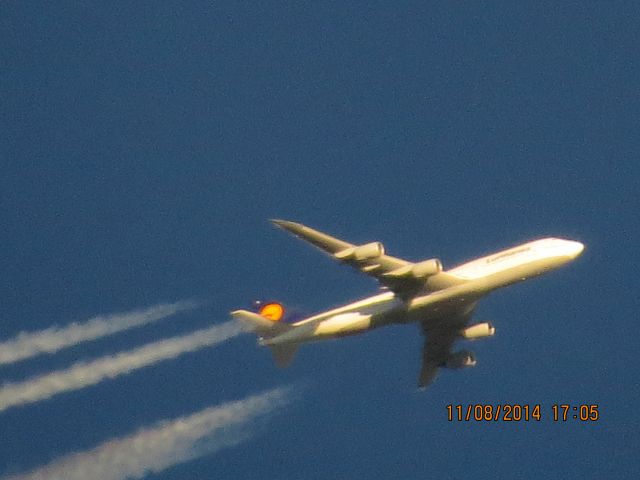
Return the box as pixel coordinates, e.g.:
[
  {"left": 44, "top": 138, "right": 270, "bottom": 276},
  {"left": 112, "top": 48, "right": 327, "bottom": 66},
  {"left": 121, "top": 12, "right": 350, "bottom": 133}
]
[
  {"left": 269, "top": 343, "right": 299, "bottom": 368},
  {"left": 231, "top": 310, "right": 291, "bottom": 337}
]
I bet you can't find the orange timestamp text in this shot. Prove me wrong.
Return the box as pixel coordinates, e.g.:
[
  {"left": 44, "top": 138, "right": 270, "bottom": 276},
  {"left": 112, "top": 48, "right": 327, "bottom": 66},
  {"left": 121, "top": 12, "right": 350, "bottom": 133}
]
[{"left": 446, "top": 404, "right": 600, "bottom": 422}]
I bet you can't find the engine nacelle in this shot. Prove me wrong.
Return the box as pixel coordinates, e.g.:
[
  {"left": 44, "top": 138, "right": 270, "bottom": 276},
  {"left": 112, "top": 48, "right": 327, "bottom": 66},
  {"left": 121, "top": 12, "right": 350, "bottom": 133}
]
[
  {"left": 384, "top": 258, "right": 443, "bottom": 279},
  {"left": 460, "top": 322, "right": 495, "bottom": 340},
  {"left": 334, "top": 242, "right": 385, "bottom": 261},
  {"left": 444, "top": 350, "right": 477, "bottom": 369},
  {"left": 411, "top": 258, "right": 443, "bottom": 278}
]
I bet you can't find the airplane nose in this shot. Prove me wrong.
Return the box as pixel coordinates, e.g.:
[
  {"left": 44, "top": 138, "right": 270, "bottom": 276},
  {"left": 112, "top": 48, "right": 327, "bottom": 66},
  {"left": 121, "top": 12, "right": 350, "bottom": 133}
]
[{"left": 567, "top": 241, "right": 585, "bottom": 258}]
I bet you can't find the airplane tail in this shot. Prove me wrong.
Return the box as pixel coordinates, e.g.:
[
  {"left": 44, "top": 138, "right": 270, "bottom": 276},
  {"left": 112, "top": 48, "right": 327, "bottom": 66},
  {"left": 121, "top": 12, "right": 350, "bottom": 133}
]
[{"left": 230, "top": 309, "right": 300, "bottom": 368}]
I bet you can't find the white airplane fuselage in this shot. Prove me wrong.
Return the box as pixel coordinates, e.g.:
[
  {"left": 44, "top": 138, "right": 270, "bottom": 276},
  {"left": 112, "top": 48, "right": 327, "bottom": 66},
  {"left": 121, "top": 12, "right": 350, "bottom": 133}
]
[{"left": 262, "top": 238, "right": 584, "bottom": 346}]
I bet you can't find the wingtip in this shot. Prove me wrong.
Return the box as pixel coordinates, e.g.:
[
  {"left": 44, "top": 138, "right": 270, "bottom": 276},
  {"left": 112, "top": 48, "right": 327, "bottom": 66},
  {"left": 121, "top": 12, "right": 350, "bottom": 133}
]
[{"left": 270, "top": 219, "right": 301, "bottom": 230}]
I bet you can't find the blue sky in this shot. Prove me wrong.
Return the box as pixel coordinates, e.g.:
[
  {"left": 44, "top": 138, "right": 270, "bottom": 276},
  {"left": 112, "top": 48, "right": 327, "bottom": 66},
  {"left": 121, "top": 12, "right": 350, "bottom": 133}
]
[{"left": 1, "top": 2, "right": 638, "bottom": 478}]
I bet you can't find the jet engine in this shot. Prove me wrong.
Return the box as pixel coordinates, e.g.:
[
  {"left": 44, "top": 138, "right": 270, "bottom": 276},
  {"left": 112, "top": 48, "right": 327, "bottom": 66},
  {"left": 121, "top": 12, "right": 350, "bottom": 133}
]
[
  {"left": 334, "top": 242, "right": 385, "bottom": 261},
  {"left": 460, "top": 322, "right": 495, "bottom": 339},
  {"left": 444, "top": 350, "right": 477, "bottom": 369},
  {"left": 384, "top": 258, "right": 443, "bottom": 279}
]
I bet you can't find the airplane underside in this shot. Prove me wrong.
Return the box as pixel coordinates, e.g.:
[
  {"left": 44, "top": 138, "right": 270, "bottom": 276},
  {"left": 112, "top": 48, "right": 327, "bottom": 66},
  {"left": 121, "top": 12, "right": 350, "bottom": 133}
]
[{"left": 232, "top": 219, "right": 583, "bottom": 389}]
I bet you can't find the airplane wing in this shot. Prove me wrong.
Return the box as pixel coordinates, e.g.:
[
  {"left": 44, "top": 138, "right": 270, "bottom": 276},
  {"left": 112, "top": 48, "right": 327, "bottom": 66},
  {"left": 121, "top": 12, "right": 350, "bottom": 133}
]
[
  {"left": 418, "top": 313, "right": 472, "bottom": 389},
  {"left": 271, "top": 220, "right": 435, "bottom": 296}
]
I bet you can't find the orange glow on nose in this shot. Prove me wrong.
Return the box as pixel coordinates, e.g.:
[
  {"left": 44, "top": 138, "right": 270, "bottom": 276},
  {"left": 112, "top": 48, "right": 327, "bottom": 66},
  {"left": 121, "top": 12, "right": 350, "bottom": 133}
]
[{"left": 259, "top": 302, "right": 285, "bottom": 321}]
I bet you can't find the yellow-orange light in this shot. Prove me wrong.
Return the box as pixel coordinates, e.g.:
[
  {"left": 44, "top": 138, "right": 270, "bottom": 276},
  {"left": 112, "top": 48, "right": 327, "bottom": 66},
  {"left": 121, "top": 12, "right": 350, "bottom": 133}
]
[{"left": 259, "top": 302, "right": 285, "bottom": 321}]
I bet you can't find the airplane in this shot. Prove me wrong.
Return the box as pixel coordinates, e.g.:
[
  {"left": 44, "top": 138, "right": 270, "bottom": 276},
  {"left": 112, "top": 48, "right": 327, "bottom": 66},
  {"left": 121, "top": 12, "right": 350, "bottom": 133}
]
[{"left": 232, "top": 220, "right": 584, "bottom": 389}]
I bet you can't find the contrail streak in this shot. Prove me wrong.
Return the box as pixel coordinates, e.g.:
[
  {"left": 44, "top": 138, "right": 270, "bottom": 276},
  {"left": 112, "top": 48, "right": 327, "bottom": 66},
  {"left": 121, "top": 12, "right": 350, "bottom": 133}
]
[
  {"left": 3, "top": 387, "right": 291, "bottom": 480},
  {"left": 0, "top": 300, "right": 198, "bottom": 366},
  {"left": 0, "top": 321, "right": 242, "bottom": 413}
]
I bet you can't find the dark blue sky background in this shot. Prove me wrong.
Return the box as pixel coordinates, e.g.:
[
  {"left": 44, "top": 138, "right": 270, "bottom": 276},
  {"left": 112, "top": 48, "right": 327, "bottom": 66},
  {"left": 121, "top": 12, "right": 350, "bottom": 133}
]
[{"left": 1, "top": 1, "right": 638, "bottom": 478}]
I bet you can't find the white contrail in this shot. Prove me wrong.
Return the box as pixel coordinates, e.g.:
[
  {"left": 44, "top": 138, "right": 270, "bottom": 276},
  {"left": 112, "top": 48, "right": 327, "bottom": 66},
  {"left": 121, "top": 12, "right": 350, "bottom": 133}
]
[
  {"left": 3, "top": 386, "right": 291, "bottom": 480},
  {"left": 0, "top": 321, "right": 242, "bottom": 413},
  {"left": 0, "top": 300, "right": 198, "bottom": 366}
]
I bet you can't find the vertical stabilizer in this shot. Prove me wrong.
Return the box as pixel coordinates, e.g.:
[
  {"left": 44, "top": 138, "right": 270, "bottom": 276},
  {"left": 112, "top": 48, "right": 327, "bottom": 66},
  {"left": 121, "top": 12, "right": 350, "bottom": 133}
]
[{"left": 231, "top": 310, "right": 291, "bottom": 337}]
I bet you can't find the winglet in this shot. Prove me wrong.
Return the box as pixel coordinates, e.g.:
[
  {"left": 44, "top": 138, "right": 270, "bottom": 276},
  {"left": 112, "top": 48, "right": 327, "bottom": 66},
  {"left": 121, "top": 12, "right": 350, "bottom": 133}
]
[
  {"left": 270, "top": 219, "right": 300, "bottom": 230},
  {"left": 270, "top": 219, "right": 310, "bottom": 238},
  {"left": 269, "top": 219, "right": 353, "bottom": 254}
]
